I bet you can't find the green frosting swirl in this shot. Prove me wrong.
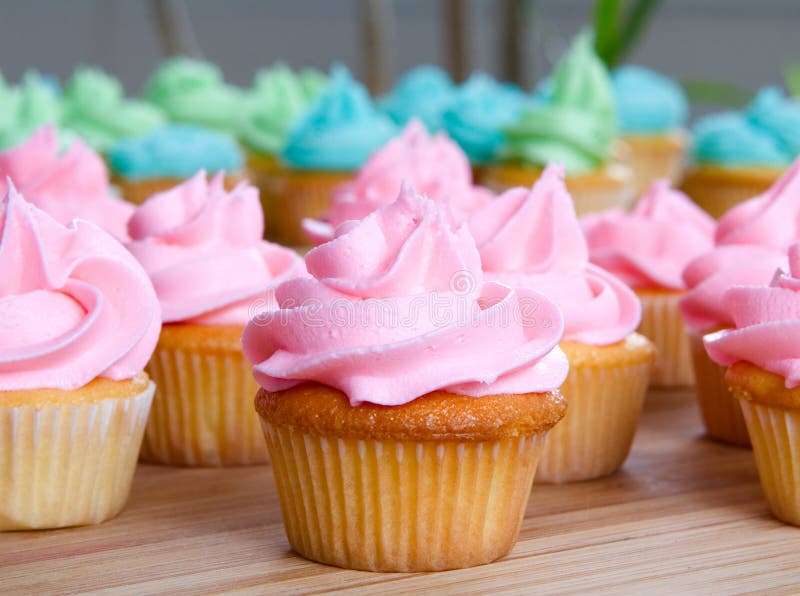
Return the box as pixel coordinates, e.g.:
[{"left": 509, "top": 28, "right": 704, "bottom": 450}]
[
  {"left": 0, "top": 72, "right": 62, "bottom": 150},
  {"left": 143, "top": 57, "right": 243, "bottom": 133},
  {"left": 499, "top": 31, "right": 617, "bottom": 174},
  {"left": 61, "top": 67, "right": 165, "bottom": 153},
  {"left": 239, "top": 63, "right": 328, "bottom": 155}
]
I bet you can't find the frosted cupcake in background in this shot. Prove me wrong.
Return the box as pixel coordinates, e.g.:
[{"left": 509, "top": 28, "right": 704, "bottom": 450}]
[
  {"left": 582, "top": 181, "right": 715, "bottom": 387},
  {"left": 680, "top": 87, "right": 800, "bottom": 218},
  {"left": 109, "top": 124, "right": 244, "bottom": 205},
  {"left": 264, "top": 65, "right": 398, "bottom": 246},
  {"left": 302, "top": 119, "right": 492, "bottom": 244},
  {"left": 379, "top": 65, "right": 456, "bottom": 131},
  {"left": 126, "top": 172, "right": 305, "bottom": 466},
  {"left": 470, "top": 165, "right": 655, "bottom": 483},
  {"left": 0, "top": 71, "right": 62, "bottom": 150},
  {"left": 0, "top": 125, "right": 133, "bottom": 240},
  {"left": 243, "top": 187, "right": 568, "bottom": 571},
  {"left": 611, "top": 65, "right": 690, "bottom": 194},
  {"left": 0, "top": 186, "right": 160, "bottom": 530},
  {"left": 484, "top": 31, "right": 634, "bottom": 215}
]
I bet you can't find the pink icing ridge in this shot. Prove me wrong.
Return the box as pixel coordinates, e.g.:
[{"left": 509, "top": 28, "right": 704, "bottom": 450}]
[
  {"left": 126, "top": 171, "right": 306, "bottom": 325},
  {"left": 242, "top": 185, "right": 569, "bottom": 407},
  {"left": 0, "top": 126, "right": 134, "bottom": 241},
  {"left": 0, "top": 184, "right": 161, "bottom": 391},
  {"left": 301, "top": 119, "right": 492, "bottom": 245},
  {"left": 581, "top": 180, "right": 715, "bottom": 290},
  {"left": 468, "top": 164, "right": 641, "bottom": 345},
  {"left": 715, "top": 157, "right": 800, "bottom": 249},
  {"left": 705, "top": 243, "right": 800, "bottom": 388}
]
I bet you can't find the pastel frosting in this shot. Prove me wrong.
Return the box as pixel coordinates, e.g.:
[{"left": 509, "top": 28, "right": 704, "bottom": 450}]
[
  {"left": 442, "top": 73, "right": 530, "bottom": 163},
  {"left": 498, "top": 31, "right": 617, "bottom": 174},
  {"left": 126, "top": 172, "right": 305, "bottom": 325},
  {"left": 0, "top": 184, "right": 161, "bottom": 391},
  {"left": 301, "top": 120, "right": 492, "bottom": 243},
  {"left": 0, "top": 126, "right": 133, "bottom": 241},
  {"left": 61, "top": 67, "right": 166, "bottom": 153},
  {"left": 0, "top": 72, "right": 62, "bottom": 150},
  {"left": 242, "top": 186, "right": 569, "bottom": 407},
  {"left": 108, "top": 124, "right": 243, "bottom": 181},
  {"left": 704, "top": 243, "right": 800, "bottom": 387},
  {"left": 611, "top": 65, "right": 688, "bottom": 134},
  {"left": 143, "top": 57, "right": 243, "bottom": 133},
  {"left": 240, "top": 63, "right": 329, "bottom": 156},
  {"left": 282, "top": 66, "right": 399, "bottom": 170},
  {"left": 468, "top": 164, "right": 640, "bottom": 345},
  {"left": 581, "top": 181, "right": 715, "bottom": 290},
  {"left": 380, "top": 65, "right": 456, "bottom": 131}
]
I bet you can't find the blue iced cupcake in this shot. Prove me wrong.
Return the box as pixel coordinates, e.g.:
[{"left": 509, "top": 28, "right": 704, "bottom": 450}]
[{"left": 379, "top": 65, "right": 456, "bottom": 132}]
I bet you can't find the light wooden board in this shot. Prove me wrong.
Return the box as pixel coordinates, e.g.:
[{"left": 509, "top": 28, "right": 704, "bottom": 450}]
[{"left": 2, "top": 391, "right": 799, "bottom": 594}]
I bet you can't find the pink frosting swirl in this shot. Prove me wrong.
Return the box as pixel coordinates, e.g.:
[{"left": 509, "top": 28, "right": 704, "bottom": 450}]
[
  {"left": 581, "top": 181, "right": 715, "bottom": 290},
  {"left": 468, "top": 164, "right": 640, "bottom": 346},
  {"left": 126, "top": 172, "right": 306, "bottom": 325},
  {"left": 715, "top": 158, "right": 800, "bottom": 249},
  {"left": 302, "top": 120, "right": 492, "bottom": 244},
  {"left": 0, "top": 184, "right": 161, "bottom": 391},
  {"left": 243, "top": 185, "right": 569, "bottom": 407},
  {"left": 705, "top": 243, "right": 800, "bottom": 387},
  {"left": 0, "top": 126, "right": 134, "bottom": 241}
]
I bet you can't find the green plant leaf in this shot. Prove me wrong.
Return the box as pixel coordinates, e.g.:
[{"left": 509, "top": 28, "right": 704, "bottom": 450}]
[
  {"left": 681, "top": 80, "right": 753, "bottom": 108},
  {"left": 614, "top": 0, "right": 661, "bottom": 68},
  {"left": 784, "top": 63, "right": 800, "bottom": 97},
  {"left": 593, "top": 0, "right": 621, "bottom": 66}
]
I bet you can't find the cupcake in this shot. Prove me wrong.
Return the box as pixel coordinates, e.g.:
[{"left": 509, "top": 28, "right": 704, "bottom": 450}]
[
  {"left": 611, "top": 65, "right": 690, "bottom": 194},
  {"left": 681, "top": 88, "right": 800, "bottom": 218},
  {"left": 0, "top": 186, "right": 160, "bottom": 530},
  {"left": 0, "top": 125, "right": 133, "bottom": 241},
  {"left": 483, "top": 31, "right": 635, "bottom": 215},
  {"left": 142, "top": 57, "right": 243, "bottom": 134},
  {"left": 379, "top": 65, "right": 456, "bottom": 131},
  {"left": 301, "top": 119, "right": 492, "bottom": 244},
  {"left": 582, "top": 180, "right": 716, "bottom": 387},
  {"left": 0, "top": 71, "right": 62, "bottom": 150},
  {"left": 243, "top": 187, "right": 568, "bottom": 571},
  {"left": 109, "top": 124, "right": 244, "bottom": 205},
  {"left": 126, "top": 172, "right": 305, "bottom": 466},
  {"left": 704, "top": 244, "right": 800, "bottom": 525},
  {"left": 264, "top": 65, "right": 398, "bottom": 246},
  {"left": 469, "top": 164, "right": 655, "bottom": 483},
  {"left": 61, "top": 67, "right": 165, "bottom": 154}
]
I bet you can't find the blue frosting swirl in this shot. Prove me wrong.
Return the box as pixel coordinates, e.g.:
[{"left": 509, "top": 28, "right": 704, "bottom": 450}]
[
  {"left": 746, "top": 87, "right": 800, "bottom": 157},
  {"left": 379, "top": 65, "right": 456, "bottom": 131},
  {"left": 282, "top": 65, "right": 398, "bottom": 170},
  {"left": 611, "top": 65, "right": 688, "bottom": 133},
  {"left": 109, "top": 124, "right": 243, "bottom": 180}
]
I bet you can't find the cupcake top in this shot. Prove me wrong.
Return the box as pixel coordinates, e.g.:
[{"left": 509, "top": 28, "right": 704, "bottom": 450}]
[
  {"left": 126, "top": 172, "right": 305, "bottom": 326},
  {"left": 0, "top": 184, "right": 161, "bottom": 391},
  {"left": 0, "top": 72, "right": 62, "bottom": 150},
  {"left": 143, "top": 57, "right": 243, "bottom": 133},
  {"left": 468, "top": 164, "right": 640, "bottom": 345},
  {"left": 691, "top": 88, "right": 800, "bottom": 167},
  {"left": 239, "top": 63, "right": 329, "bottom": 156},
  {"left": 108, "top": 124, "right": 243, "bottom": 181},
  {"left": 379, "top": 65, "right": 456, "bottom": 131},
  {"left": 61, "top": 67, "right": 166, "bottom": 153},
  {"left": 242, "top": 186, "right": 569, "bottom": 407},
  {"left": 282, "top": 66, "right": 399, "bottom": 170},
  {"left": 442, "top": 73, "right": 530, "bottom": 164},
  {"left": 0, "top": 126, "right": 133, "bottom": 241},
  {"left": 611, "top": 65, "right": 688, "bottom": 134},
  {"left": 302, "top": 120, "right": 492, "bottom": 243},
  {"left": 498, "top": 31, "right": 617, "bottom": 174},
  {"left": 581, "top": 180, "right": 715, "bottom": 290},
  {"left": 704, "top": 243, "right": 800, "bottom": 387}
]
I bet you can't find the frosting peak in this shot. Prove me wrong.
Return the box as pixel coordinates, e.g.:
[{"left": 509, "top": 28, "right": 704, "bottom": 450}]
[{"left": 379, "top": 65, "right": 456, "bottom": 131}]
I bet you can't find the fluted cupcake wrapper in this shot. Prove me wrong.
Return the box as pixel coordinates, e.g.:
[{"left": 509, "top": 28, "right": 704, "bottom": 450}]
[
  {"left": 0, "top": 383, "right": 154, "bottom": 531},
  {"left": 114, "top": 174, "right": 245, "bottom": 206},
  {"left": 679, "top": 166, "right": 782, "bottom": 219},
  {"left": 261, "top": 421, "right": 547, "bottom": 572},
  {"left": 739, "top": 401, "right": 800, "bottom": 525},
  {"left": 537, "top": 360, "right": 651, "bottom": 483},
  {"left": 141, "top": 344, "right": 267, "bottom": 466},
  {"left": 622, "top": 133, "right": 688, "bottom": 196},
  {"left": 689, "top": 333, "right": 750, "bottom": 447},
  {"left": 637, "top": 291, "right": 694, "bottom": 388}
]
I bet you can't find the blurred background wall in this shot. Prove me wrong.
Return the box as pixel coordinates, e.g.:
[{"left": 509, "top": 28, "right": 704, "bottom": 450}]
[{"left": 1, "top": 0, "right": 798, "bottom": 103}]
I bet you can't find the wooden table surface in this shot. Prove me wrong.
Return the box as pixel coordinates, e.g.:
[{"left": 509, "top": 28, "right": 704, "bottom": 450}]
[{"left": 3, "top": 390, "right": 799, "bottom": 594}]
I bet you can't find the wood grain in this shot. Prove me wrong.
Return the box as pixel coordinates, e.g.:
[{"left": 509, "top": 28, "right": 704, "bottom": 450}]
[{"left": 2, "top": 390, "right": 799, "bottom": 594}]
